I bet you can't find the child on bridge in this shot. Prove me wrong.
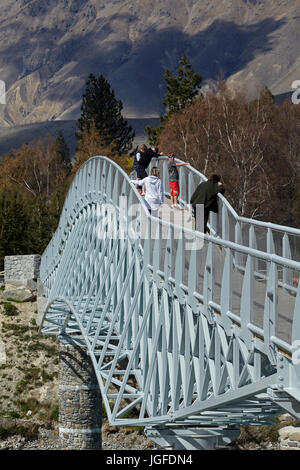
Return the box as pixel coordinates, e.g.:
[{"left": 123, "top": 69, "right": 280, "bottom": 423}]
[
  {"left": 168, "top": 154, "right": 190, "bottom": 209},
  {"left": 130, "top": 167, "right": 164, "bottom": 216}
]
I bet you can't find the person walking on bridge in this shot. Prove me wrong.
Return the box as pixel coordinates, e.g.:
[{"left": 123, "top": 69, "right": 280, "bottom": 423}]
[
  {"left": 130, "top": 167, "right": 164, "bottom": 216},
  {"left": 190, "top": 174, "right": 225, "bottom": 233},
  {"left": 167, "top": 154, "right": 190, "bottom": 209}
]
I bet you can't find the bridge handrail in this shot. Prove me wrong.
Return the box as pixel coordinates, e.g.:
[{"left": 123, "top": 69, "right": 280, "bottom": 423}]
[
  {"left": 154, "top": 156, "right": 300, "bottom": 234},
  {"left": 40, "top": 156, "right": 300, "bottom": 345},
  {"left": 148, "top": 156, "right": 300, "bottom": 270},
  {"left": 39, "top": 156, "right": 300, "bottom": 427},
  {"left": 41, "top": 155, "right": 300, "bottom": 286}
]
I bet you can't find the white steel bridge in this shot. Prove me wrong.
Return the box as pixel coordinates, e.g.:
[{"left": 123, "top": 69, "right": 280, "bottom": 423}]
[{"left": 39, "top": 156, "right": 300, "bottom": 449}]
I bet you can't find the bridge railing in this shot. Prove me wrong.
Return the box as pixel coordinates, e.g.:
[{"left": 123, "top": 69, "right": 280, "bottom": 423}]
[
  {"left": 148, "top": 156, "right": 300, "bottom": 293},
  {"left": 41, "top": 156, "right": 300, "bottom": 351},
  {"left": 39, "top": 156, "right": 300, "bottom": 425}
]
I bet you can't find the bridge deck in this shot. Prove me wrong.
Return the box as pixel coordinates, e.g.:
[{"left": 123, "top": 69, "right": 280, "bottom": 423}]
[{"left": 156, "top": 196, "right": 295, "bottom": 345}]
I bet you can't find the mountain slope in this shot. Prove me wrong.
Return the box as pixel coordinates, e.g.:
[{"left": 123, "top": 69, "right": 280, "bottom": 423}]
[{"left": 0, "top": 0, "right": 299, "bottom": 127}]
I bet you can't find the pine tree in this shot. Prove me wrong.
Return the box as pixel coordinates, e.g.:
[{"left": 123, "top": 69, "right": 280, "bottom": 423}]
[
  {"left": 77, "top": 73, "right": 135, "bottom": 155},
  {"left": 55, "top": 131, "right": 71, "bottom": 170},
  {"left": 163, "top": 54, "right": 202, "bottom": 117},
  {"left": 146, "top": 54, "right": 202, "bottom": 145}
]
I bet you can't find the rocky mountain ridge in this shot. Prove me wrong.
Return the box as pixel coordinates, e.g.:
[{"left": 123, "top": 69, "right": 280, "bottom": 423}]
[{"left": 0, "top": 0, "right": 299, "bottom": 130}]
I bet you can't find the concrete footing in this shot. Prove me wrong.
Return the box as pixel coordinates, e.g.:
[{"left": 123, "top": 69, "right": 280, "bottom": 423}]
[{"left": 58, "top": 336, "right": 102, "bottom": 450}]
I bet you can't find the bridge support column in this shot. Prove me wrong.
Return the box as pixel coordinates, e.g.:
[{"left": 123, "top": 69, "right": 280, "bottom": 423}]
[{"left": 58, "top": 336, "right": 102, "bottom": 450}]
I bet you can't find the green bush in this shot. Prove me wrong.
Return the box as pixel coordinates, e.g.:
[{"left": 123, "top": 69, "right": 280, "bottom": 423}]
[
  {"left": 16, "top": 398, "right": 40, "bottom": 415},
  {"left": 50, "top": 405, "right": 59, "bottom": 421},
  {"left": 0, "top": 426, "right": 9, "bottom": 439},
  {"left": 1, "top": 302, "right": 19, "bottom": 317},
  {"left": 9, "top": 410, "right": 20, "bottom": 419},
  {"left": 36, "top": 402, "right": 59, "bottom": 425},
  {"left": 16, "top": 426, "right": 27, "bottom": 437},
  {"left": 0, "top": 422, "right": 38, "bottom": 440}
]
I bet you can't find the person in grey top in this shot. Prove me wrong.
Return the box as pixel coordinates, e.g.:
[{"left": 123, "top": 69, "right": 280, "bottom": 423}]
[{"left": 167, "top": 154, "right": 189, "bottom": 208}]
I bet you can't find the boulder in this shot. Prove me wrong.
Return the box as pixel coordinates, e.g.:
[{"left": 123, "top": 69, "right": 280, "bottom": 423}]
[
  {"left": 278, "top": 426, "right": 295, "bottom": 440},
  {"left": 289, "top": 430, "right": 300, "bottom": 442},
  {"left": 2, "top": 287, "right": 36, "bottom": 302},
  {"left": 277, "top": 413, "right": 295, "bottom": 424}
]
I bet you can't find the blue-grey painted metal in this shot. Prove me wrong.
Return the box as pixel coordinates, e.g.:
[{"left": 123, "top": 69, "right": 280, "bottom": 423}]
[{"left": 39, "top": 156, "right": 300, "bottom": 448}]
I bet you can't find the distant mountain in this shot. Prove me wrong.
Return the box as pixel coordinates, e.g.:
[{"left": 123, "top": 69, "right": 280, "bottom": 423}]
[
  {"left": 0, "top": 118, "right": 160, "bottom": 157},
  {"left": 0, "top": 0, "right": 299, "bottom": 130}
]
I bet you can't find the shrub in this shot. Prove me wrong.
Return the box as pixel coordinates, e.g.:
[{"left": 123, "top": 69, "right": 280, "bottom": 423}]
[{"left": 1, "top": 302, "right": 19, "bottom": 317}]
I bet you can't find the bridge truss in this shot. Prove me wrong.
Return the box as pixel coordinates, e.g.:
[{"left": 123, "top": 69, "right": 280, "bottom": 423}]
[{"left": 39, "top": 156, "right": 300, "bottom": 449}]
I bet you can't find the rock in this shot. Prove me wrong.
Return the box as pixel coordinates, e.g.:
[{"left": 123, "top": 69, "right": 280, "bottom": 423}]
[
  {"left": 279, "top": 426, "right": 295, "bottom": 439},
  {"left": 289, "top": 430, "right": 300, "bottom": 442},
  {"left": 103, "top": 423, "right": 118, "bottom": 435},
  {"left": 278, "top": 413, "right": 295, "bottom": 424},
  {"left": 2, "top": 287, "right": 36, "bottom": 302},
  {"left": 26, "top": 279, "right": 37, "bottom": 293}
]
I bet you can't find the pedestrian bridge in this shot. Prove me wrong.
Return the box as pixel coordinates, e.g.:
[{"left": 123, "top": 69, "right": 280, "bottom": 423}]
[{"left": 39, "top": 156, "right": 300, "bottom": 449}]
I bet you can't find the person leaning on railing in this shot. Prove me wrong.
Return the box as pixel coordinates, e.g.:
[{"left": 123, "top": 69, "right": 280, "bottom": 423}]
[
  {"left": 190, "top": 174, "right": 225, "bottom": 234},
  {"left": 132, "top": 145, "right": 163, "bottom": 195},
  {"left": 167, "top": 154, "right": 190, "bottom": 209}
]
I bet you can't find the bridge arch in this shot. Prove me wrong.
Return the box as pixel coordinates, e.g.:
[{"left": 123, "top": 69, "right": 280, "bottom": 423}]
[{"left": 39, "top": 155, "right": 300, "bottom": 448}]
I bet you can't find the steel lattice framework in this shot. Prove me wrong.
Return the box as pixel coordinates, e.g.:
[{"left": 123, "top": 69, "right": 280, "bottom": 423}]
[{"left": 39, "top": 156, "right": 300, "bottom": 449}]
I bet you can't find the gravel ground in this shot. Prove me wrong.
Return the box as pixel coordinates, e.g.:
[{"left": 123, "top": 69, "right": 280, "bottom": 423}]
[
  {"left": 0, "top": 421, "right": 285, "bottom": 451},
  {"left": 0, "top": 423, "right": 155, "bottom": 450}
]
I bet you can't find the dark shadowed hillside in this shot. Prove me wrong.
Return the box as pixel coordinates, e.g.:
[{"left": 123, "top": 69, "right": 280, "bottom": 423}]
[{"left": 0, "top": 0, "right": 299, "bottom": 155}]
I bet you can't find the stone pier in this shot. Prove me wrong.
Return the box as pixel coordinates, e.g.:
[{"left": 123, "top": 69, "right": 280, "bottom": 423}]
[
  {"left": 4, "top": 254, "right": 41, "bottom": 289},
  {"left": 58, "top": 336, "right": 102, "bottom": 450}
]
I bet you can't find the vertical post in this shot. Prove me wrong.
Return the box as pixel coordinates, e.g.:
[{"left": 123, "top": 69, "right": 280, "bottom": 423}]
[
  {"left": 221, "top": 204, "right": 229, "bottom": 241},
  {"left": 58, "top": 336, "right": 102, "bottom": 450},
  {"left": 282, "top": 233, "right": 293, "bottom": 290},
  {"left": 249, "top": 225, "right": 258, "bottom": 273},
  {"left": 234, "top": 220, "right": 243, "bottom": 269}
]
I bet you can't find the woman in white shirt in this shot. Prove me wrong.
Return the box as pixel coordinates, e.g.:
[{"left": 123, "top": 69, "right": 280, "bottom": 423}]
[{"left": 131, "top": 167, "right": 164, "bottom": 215}]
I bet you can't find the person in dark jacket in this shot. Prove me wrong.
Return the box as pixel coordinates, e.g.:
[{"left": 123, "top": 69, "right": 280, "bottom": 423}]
[
  {"left": 132, "top": 144, "right": 148, "bottom": 179},
  {"left": 132, "top": 145, "right": 162, "bottom": 195},
  {"left": 139, "top": 146, "right": 162, "bottom": 170},
  {"left": 190, "top": 174, "right": 225, "bottom": 233}
]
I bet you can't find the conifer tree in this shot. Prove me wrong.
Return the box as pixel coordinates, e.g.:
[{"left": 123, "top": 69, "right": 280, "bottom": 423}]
[
  {"left": 163, "top": 54, "right": 202, "bottom": 117},
  {"left": 77, "top": 73, "right": 135, "bottom": 154},
  {"left": 146, "top": 54, "right": 202, "bottom": 145},
  {"left": 55, "top": 131, "right": 71, "bottom": 170}
]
